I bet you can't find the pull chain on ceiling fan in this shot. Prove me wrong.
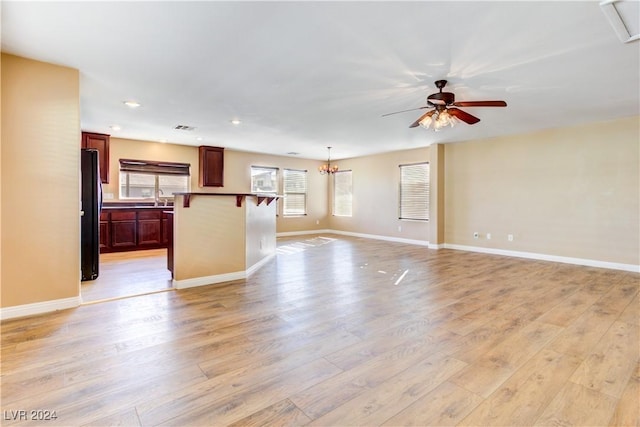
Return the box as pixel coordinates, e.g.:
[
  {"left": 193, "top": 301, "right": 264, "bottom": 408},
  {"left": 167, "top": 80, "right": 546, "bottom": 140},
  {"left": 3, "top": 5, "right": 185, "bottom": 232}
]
[{"left": 382, "top": 80, "right": 507, "bottom": 130}]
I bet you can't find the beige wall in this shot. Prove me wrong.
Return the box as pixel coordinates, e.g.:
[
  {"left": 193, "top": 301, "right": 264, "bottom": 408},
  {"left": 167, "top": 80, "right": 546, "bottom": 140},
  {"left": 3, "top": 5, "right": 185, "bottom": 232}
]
[
  {"left": 429, "top": 144, "right": 445, "bottom": 246},
  {"left": 105, "top": 139, "right": 434, "bottom": 242},
  {"left": 101, "top": 137, "right": 199, "bottom": 198},
  {"left": 173, "top": 195, "right": 246, "bottom": 281},
  {"left": 2, "top": 54, "right": 636, "bottom": 313},
  {"left": 329, "top": 147, "right": 431, "bottom": 243},
  {"left": 445, "top": 116, "right": 640, "bottom": 266},
  {"left": 173, "top": 194, "right": 276, "bottom": 282},
  {"left": 1, "top": 54, "right": 80, "bottom": 308},
  {"left": 245, "top": 197, "right": 277, "bottom": 268},
  {"left": 104, "top": 138, "right": 328, "bottom": 233}
]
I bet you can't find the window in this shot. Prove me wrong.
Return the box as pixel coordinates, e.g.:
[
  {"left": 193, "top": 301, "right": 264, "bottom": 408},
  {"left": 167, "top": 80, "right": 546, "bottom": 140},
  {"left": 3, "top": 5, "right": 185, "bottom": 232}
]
[
  {"left": 251, "top": 166, "right": 278, "bottom": 193},
  {"left": 333, "top": 170, "right": 352, "bottom": 217},
  {"left": 119, "top": 159, "right": 190, "bottom": 199},
  {"left": 399, "top": 162, "right": 429, "bottom": 221},
  {"left": 283, "top": 169, "right": 307, "bottom": 216}
]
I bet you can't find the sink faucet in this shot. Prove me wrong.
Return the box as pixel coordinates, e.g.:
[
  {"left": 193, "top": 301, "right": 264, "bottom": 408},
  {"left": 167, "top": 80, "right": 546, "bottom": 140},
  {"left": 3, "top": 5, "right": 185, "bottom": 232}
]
[{"left": 154, "top": 188, "right": 164, "bottom": 207}]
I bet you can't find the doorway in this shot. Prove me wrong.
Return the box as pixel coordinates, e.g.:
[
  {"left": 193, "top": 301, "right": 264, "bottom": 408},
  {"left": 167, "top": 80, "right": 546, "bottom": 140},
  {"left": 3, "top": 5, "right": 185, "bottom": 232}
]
[{"left": 81, "top": 249, "right": 173, "bottom": 303}]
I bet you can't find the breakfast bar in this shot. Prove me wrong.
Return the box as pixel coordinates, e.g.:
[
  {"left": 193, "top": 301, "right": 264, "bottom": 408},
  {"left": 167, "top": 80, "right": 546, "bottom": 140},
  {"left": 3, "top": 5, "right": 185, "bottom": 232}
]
[{"left": 170, "top": 192, "right": 279, "bottom": 289}]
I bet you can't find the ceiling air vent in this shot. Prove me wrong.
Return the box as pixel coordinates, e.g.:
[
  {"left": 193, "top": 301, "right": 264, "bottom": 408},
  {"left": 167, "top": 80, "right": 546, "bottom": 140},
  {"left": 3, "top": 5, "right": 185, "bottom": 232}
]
[
  {"left": 600, "top": 0, "right": 640, "bottom": 43},
  {"left": 174, "top": 125, "right": 196, "bottom": 131}
]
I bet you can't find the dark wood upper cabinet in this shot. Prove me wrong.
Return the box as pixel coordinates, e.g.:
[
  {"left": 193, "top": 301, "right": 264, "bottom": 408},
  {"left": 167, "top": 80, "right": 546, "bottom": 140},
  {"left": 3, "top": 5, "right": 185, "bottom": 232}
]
[
  {"left": 199, "top": 146, "right": 224, "bottom": 187},
  {"left": 82, "top": 132, "right": 110, "bottom": 183}
]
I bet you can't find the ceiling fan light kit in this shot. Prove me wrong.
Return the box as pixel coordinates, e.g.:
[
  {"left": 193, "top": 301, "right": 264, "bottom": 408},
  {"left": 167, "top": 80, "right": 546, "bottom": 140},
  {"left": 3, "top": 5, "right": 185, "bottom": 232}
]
[
  {"left": 382, "top": 79, "right": 507, "bottom": 130},
  {"left": 419, "top": 108, "right": 457, "bottom": 131}
]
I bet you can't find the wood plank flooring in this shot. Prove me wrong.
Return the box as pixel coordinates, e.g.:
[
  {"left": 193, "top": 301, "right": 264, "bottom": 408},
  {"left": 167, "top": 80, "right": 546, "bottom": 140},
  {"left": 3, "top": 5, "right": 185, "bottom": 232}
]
[
  {"left": 1, "top": 234, "right": 638, "bottom": 426},
  {"left": 80, "top": 249, "right": 172, "bottom": 303}
]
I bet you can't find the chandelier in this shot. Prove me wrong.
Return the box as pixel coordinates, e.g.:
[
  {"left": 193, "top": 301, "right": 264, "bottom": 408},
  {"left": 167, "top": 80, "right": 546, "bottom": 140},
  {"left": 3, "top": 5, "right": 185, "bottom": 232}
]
[
  {"left": 318, "top": 146, "right": 338, "bottom": 175},
  {"left": 419, "top": 107, "right": 457, "bottom": 131}
]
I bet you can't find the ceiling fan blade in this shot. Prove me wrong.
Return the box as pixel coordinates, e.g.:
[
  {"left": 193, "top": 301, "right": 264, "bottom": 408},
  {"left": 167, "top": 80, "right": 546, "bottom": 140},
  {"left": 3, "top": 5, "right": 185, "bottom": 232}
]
[
  {"left": 381, "top": 106, "right": 429, "bottom": 117},
  {"left": 448, "top": 108, "right": 480, "bottom": 124},
  {"left": 452, "top": 100, "right": 507, "bottom": 107},
  {"left": 409, "top": 110, "right": 435, "bottom": 128}
]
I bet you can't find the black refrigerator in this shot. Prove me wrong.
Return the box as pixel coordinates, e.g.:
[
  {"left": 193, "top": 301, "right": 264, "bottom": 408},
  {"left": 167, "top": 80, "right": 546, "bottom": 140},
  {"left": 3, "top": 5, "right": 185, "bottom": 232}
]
[{"left": 81, "top": 149, "right": 102, "bottom": 281}]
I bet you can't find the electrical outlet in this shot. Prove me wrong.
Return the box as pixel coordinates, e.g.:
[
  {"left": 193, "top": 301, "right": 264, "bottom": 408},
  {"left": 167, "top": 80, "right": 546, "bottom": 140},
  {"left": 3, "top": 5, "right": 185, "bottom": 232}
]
[
  {"left": 486, "top": 233, "right": 491, "bottom": 240},
  {"left": 508, "top": 234, "right": 514, "bottom": 242},
  {"left": 398, "top": 225, "right": 402, "bottom": 232},
  {"left": 473, "top": 232, "right": 479, "bottom": 239},
  {"left": 316, "top": 220, "right": 319, "bottom": 225}
]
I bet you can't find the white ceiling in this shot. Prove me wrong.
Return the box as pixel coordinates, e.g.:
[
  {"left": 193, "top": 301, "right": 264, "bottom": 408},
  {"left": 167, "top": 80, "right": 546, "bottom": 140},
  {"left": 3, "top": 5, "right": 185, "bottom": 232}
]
[{"left": 2, "top": 1, "right": 639, "bottom": 160}]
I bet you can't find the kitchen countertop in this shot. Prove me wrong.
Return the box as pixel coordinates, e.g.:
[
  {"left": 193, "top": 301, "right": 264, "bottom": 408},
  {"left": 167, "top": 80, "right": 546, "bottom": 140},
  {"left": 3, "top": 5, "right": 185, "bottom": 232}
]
[{"left": 102, "top": 204, "right": 173, "bottom": 210}]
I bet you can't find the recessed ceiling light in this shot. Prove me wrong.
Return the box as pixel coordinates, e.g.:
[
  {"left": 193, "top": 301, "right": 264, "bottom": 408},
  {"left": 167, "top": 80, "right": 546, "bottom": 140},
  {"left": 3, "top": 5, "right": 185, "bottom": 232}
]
[
  {"left": 158, "top": 139, "right": 168, "bottom": 143},
  {"left": 123, "top": 100, "right": 141, "bottom": 108},
  {"left": 196, "top": 137, "right": 203, "bottom": 141},
  {"left": 287, "top": 152, "right": 300, "bottom": 155},
  {"left": 110, "top": 125, "right": 121, "bottom": 131},
  {"left": 230, "top": 119, "right": 242, "bottom": 125}
]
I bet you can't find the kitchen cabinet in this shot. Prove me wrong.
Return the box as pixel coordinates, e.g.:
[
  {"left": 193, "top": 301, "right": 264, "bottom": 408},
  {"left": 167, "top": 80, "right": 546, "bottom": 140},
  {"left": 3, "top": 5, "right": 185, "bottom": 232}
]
[
  {"left": 162, "top": 212, "right": 170, "bottom": 245},
  {"left": 100, "top": 207, "right": 172, "bottom": 253},
  {"left": 165, "top": 211, "right": 174, "bottom": 277},
  {"left": 137, "top": 210, "right": 162, "bottom": 247},
  {"left": 199, "top": 146, "right": 224, "bottom": 187},
  {"left": 110, "top": 211, "right": 137, "bottom": 249},
  {"left": 81, "top": 132, "right": 110, "bottom": 183},
  {"left": 99, "top": 212, "right": 110, "bottom": 251}
]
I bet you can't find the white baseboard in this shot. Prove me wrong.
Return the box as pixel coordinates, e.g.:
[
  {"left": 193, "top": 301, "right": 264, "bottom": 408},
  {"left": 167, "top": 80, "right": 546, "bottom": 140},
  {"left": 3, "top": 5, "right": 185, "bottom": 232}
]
[
  {"left": 276, "top": 229, "right": 638, "bottom": 272},
  {"left": 444, "top": 244, "right": 640, "bottom": 273},
  {"left": 277, "top": 229, "right": 332, "bottom": 237},
  {"left": 278, "top": 228, "right": 428, "bottom": 246},
  {"left": 173, "top": 253, "right": 277, "bottom": 289},
  {"left": 0, "top": 296, "right": 81, "bottom": 321},
  {"left": 328, "top": 229, "right": 429, "bottom": 247},
  {"left": 173, "top": 271, "right": 245, "bottom": 289},
  {"left": 246, "top": 253, "right": 276, "bottom": 276}
]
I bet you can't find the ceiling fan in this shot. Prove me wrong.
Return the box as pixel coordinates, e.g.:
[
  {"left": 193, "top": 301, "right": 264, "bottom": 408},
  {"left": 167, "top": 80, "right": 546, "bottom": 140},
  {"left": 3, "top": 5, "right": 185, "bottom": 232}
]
[{"left": 382, "top": 80, "right": 507, "bottom": 129}]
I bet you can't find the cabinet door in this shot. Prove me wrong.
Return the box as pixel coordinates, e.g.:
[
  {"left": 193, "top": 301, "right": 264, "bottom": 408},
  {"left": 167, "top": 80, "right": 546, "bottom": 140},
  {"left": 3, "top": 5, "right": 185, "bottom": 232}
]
[
  {"left": 162, "top": 216, "right": 169, "bottom": 245},
  {"left": 82, "top": 132, "right": 110, "bottom": 183},
  {"left": 138, "top": 211, "right": 162, "bottom": 246},
  {"left": 110, "top": 211, "right": 136, "bottom": 248},
  {"left": 199, "top": 146, "right": 224, "bottom": 187},
  {"left": 99, "top": 212, "right": 110, "bottom": 251}
]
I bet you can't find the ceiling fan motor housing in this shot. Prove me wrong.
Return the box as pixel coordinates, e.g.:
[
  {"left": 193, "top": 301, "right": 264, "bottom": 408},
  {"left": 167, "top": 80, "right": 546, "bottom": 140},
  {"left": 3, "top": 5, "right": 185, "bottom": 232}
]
[{"left": 427, "top": 91, "right": 455, "bottom": 106}]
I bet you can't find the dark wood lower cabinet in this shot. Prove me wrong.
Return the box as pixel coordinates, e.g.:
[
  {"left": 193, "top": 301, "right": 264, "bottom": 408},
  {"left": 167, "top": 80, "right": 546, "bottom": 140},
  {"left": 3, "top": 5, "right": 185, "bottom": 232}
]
[
  {"left": 137, "top": 211, "right": 162, "bottom": 246},
  {"left": 99, "top": 212, "right": 110, "bottom": 251},
  {"left": 162, "top": 216, "right": 169, "bottom": 245},
  {"left": 100, "top": 208, "right": 171, "bottom": 253},
  {"left": 165, "top": 211, "right": 174, "bottom": 277},
  {"left": 111, "top": 211, "right": 137, "bottom": 248}
]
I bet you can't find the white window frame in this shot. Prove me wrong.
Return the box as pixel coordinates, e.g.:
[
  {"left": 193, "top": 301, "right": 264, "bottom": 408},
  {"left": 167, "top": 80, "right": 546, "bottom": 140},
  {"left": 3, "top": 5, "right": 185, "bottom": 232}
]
[
  {"left": 251, "top": 166, "right": 279, "bottom": 194},
  {"left": 119, "top": 159, "right": 190, "bottom": 200},
  {"left": 333, "top": 170, "right": 353, "bottom": 217},
  {"left": 283, "top": 168, "right": 307, "bottom": 216},
  {"left": 399, "top": 162, "right": 429, "bottom": 221}
]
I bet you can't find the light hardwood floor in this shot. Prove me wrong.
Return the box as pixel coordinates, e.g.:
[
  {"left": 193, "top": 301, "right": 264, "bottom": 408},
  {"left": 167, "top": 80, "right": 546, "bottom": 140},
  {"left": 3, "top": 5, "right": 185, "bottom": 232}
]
[
  {"left": 81, "top": 249, "right": 172, "bottom": 303},
  {"left": 1, "top": 235, "right": 638, "bottom": 426}
]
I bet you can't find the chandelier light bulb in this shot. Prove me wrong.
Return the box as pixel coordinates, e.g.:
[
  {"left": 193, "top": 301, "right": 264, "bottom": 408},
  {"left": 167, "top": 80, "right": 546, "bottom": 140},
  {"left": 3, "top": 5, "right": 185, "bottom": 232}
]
[{"left": 319, "top": 146, "right": 338, "bottom": 175}]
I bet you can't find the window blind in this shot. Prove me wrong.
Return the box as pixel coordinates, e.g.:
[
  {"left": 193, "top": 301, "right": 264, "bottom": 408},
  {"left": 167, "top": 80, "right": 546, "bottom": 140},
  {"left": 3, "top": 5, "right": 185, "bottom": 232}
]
[
  {"left": 399, "top": 162, "right": 429, "bottom": 221},
  {"left": 283, "top": 169, "right": 307, "bottom": 216},
  {"left": 119, "top": 159, "right": 190, "bottom": 176},
  {"left": 333, "top": 170, "right": 353, "bottom": 217}
]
